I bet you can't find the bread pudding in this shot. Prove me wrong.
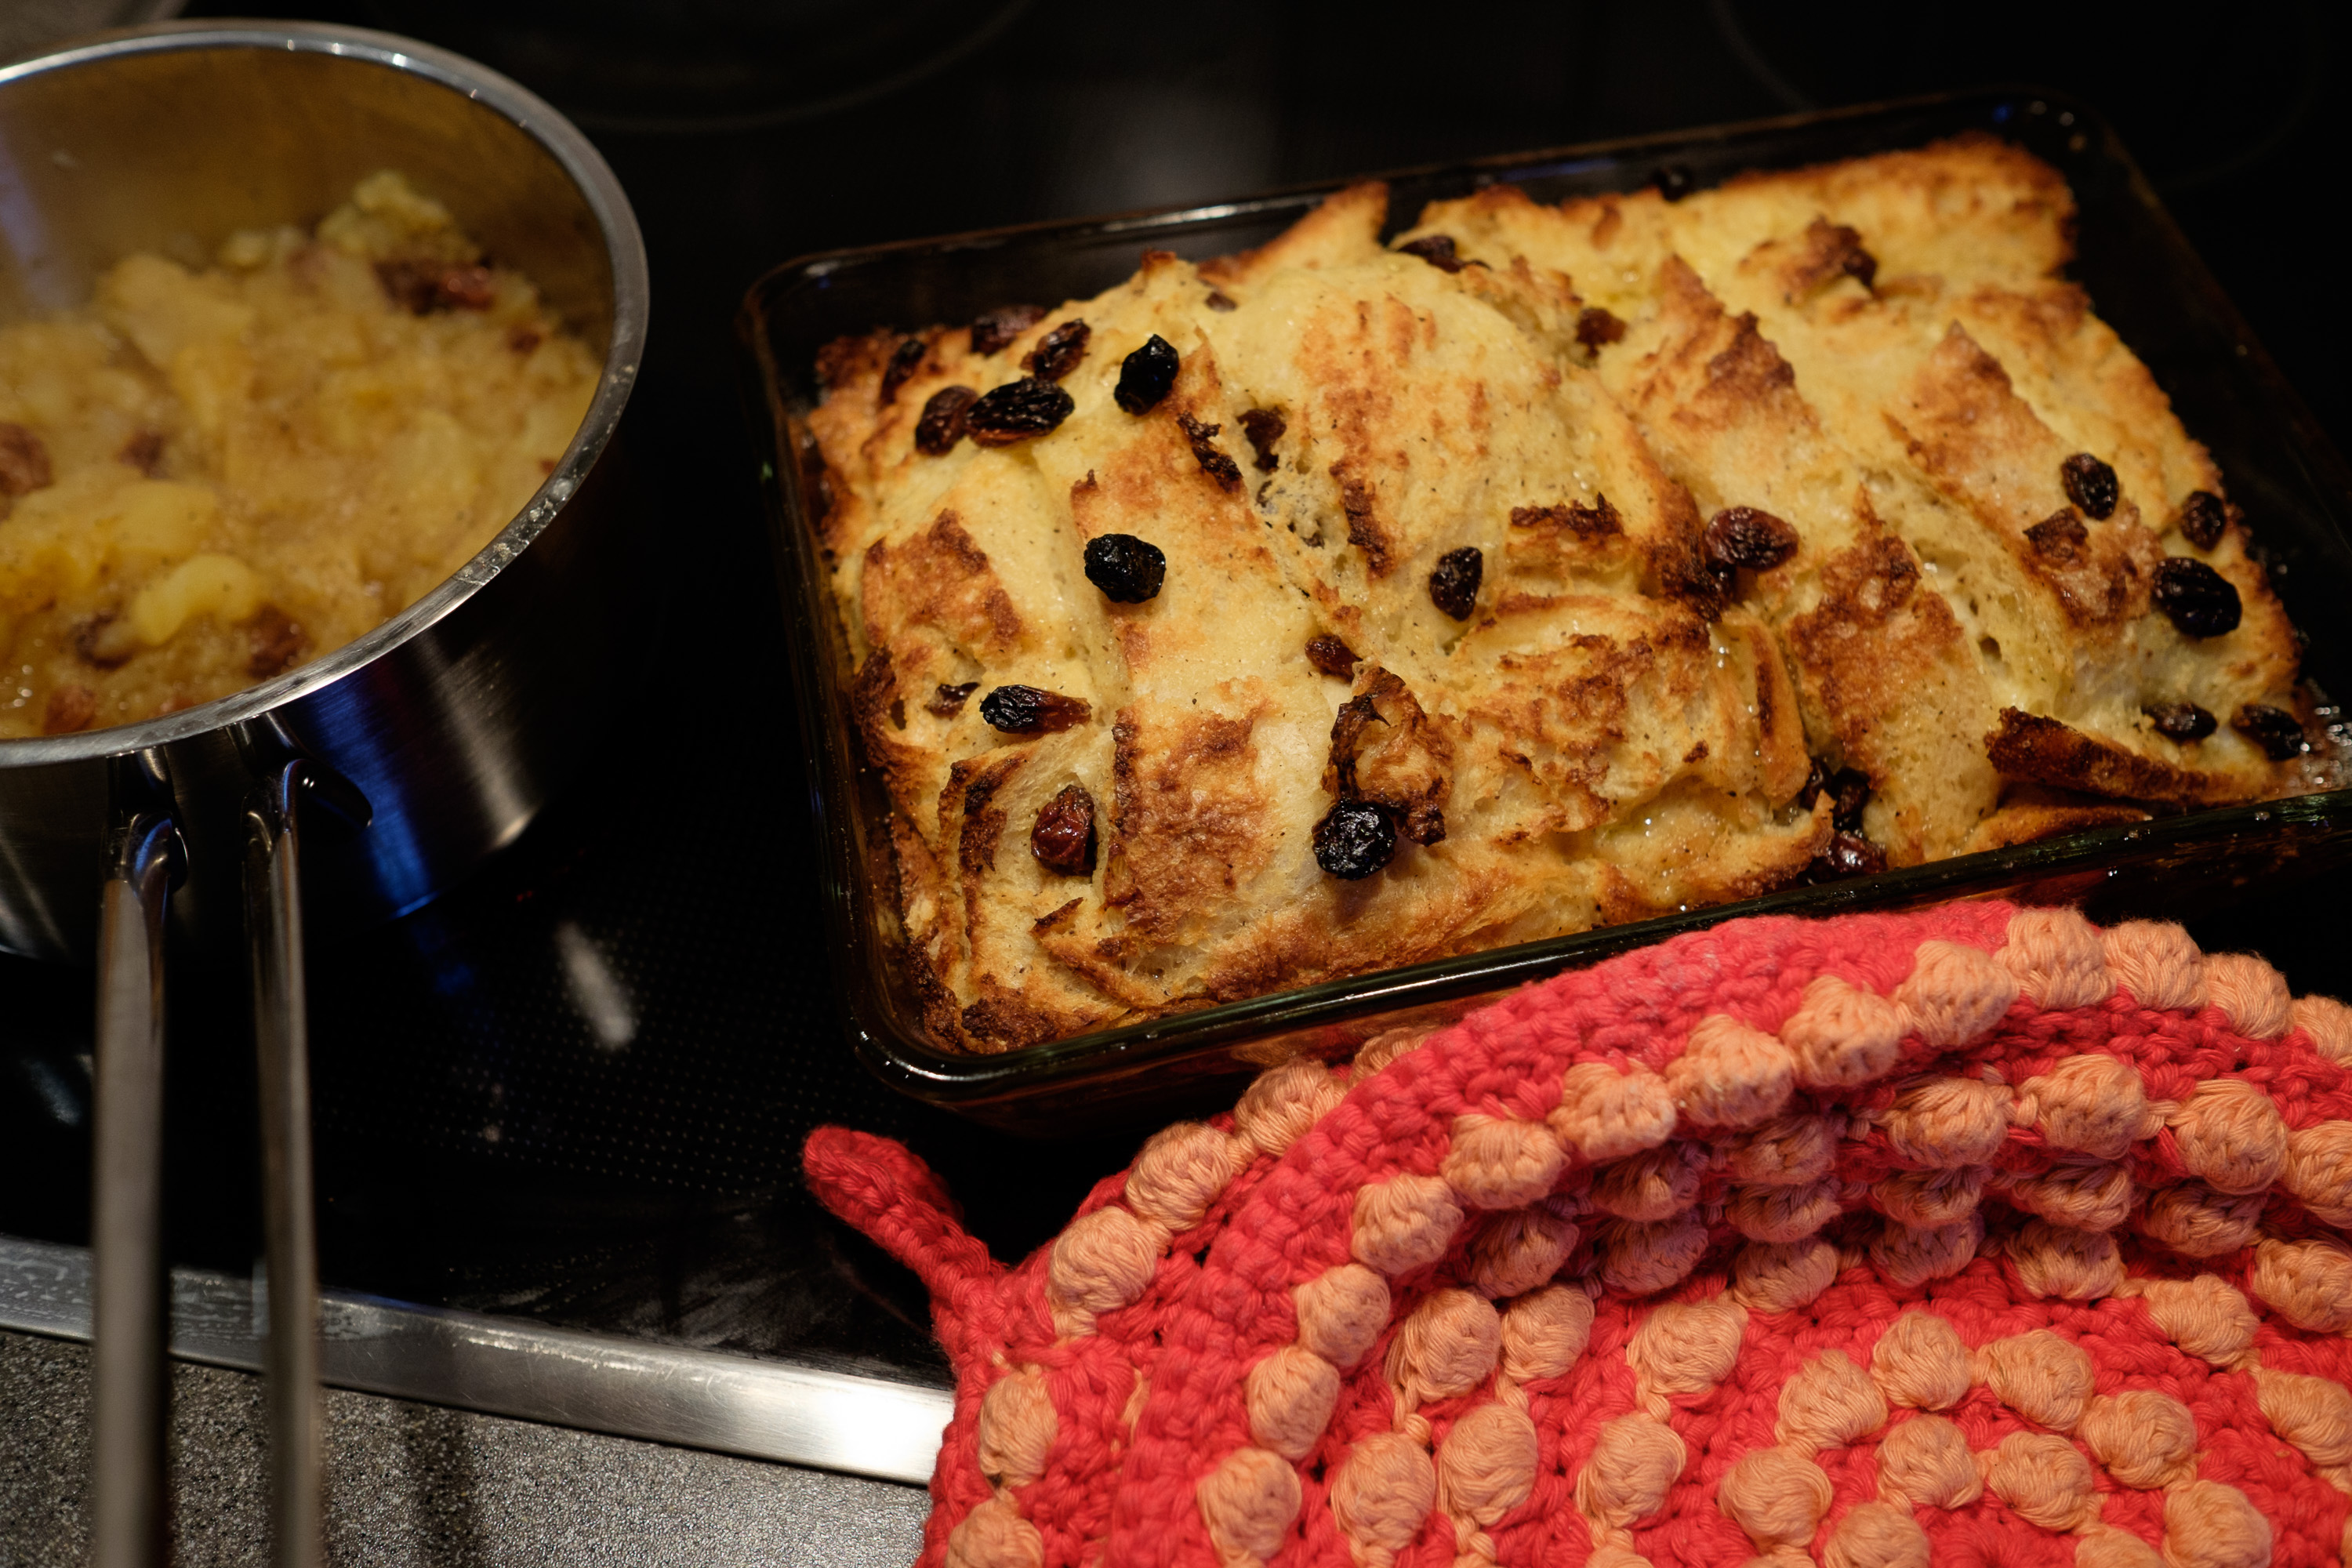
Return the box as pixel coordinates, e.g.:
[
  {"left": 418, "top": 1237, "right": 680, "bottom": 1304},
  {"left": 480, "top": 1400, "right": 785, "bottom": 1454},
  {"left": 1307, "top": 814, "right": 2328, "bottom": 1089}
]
[
  {"left": 0, "top": 172, "right": 600, "bottom": 737},
  {"left": 804, "top": 136, "right": 2321, "bottom": 1053}
]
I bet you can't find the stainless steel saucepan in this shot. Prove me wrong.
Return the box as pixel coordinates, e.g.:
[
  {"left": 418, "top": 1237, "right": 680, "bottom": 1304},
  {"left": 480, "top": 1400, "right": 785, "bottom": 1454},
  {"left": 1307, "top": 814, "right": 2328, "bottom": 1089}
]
[{"left": 0, "top": 25, "right": 652, "bottom": 1566}]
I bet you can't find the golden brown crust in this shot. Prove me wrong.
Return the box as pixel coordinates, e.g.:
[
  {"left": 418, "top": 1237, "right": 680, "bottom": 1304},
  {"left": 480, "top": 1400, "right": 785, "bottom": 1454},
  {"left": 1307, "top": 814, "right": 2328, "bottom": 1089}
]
[{"left": 811, "top": 138, "right": 2315, "bottom": 1051}]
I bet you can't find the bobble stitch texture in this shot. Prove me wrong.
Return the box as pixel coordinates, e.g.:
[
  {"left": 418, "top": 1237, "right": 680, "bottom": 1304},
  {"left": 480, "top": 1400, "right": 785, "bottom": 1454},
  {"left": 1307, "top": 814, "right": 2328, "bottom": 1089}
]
[
  {"left": 1893, "top": 938, "right": 2019, "bottom": 1046},
  {"left": 1667, "top": 1014, "right": 1795, "bottom": 1127},
  {"left": 1780, "top": 973, "right": 1905, "bottom": 1088},
  {"left": 800, "top": 901, "right": 2352, "bottom": 1568},
  {"left": 2100, "top": 918, "right": 2206, "bottom": 1011}
]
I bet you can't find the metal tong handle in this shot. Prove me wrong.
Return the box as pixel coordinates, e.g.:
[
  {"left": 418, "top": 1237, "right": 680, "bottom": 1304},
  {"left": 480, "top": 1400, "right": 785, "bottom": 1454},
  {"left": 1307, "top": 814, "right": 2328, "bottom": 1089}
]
[
  {"left": 247, "top": 760, "right": 320, "bottom": 1568},
  {"left": 92, "top": 802, "right": 180, "bottom": 1568}
]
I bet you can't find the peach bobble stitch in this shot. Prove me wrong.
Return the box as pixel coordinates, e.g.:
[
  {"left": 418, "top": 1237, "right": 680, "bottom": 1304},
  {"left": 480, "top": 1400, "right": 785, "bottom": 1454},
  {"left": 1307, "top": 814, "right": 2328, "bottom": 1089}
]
[{"left": 800, "top": 902, "right": 2352, "bottom": 1568}]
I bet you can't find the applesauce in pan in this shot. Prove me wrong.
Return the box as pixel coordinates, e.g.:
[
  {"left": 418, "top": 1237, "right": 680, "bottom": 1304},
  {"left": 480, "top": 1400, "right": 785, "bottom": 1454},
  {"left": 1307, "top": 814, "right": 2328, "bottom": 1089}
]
[{"left": 0, "top": 172, "right": 599, "bottom": 738}]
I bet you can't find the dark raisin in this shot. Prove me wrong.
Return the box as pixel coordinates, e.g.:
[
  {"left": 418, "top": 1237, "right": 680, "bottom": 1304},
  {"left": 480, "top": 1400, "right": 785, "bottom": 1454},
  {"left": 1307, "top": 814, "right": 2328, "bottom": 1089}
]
[
  {"left": 1025, "top": 319, "right": 1090, "bottom": 382},
  {"left": 2144, "top": 701, "right": 2216, "bottom": 742},
  {"left": 73, "top": 613, "right": 129, "bottom": 670},
  {"left": 1083, "top": 533, "right": 1167, "bottom": 603},
  {"left": 2151, "top": 556, "right": 2242, "bottom": 638},
  {"left": 376, "top": 259, "right": 495, "bottom": 314},
  {"left": 914, "top": 386, "right": 978, "bottom": 456},
  {"left": 1806, "top": 831, "right": 1888, "bottom": 882},
  {"left": 1177, "top": 414, "right": 1242, "bottom": 491},
  {"left": 0, "top": 421, "right": 53, "bottom": 495},
  {"left": 1312, "top": 799, "right": 1398, "bottom": 879},
  {"left": 1575, "top": 307, "right": 1628, "bottom": 350},
  {"left": 1398, "top": 234, "right": 1468, "bottom": 273},
  {"left": 1030, "top": 783, "right": 1098, "bottom": 875},
  {"left": 245, "top": 606, "right": 307, "bottom": 680},
  {"left": 1703, "top": 507, "right": 1800, "bottom": 575},
  {"left": 2176, "top": 490, "right": 2229, "bottom": 550},
  {"left": 1115, "top": 336, "right": 1180, "bottom": 415},
  {"left": 927, "top": 681, "right": 979, "bottom": 717},
  {"left": 1305, "top": 634, "right": 1359, "bottom": 677},
  {"left": 970, "top": 304, "right": 1046, "bottom": 356},
  {"left": 2233, "top": 703, "right": 2307, "bottom": 761},
  {"left": 978, "top": 684, "right": 1091, "bottom": 735},
  {"left": 1656, "top": 164, "right": 1698, "bottom": 201},
  {"left": 1824, "top": 768, "right": 1871, "bottom": 833},
  {"left": 879, "top": 337, "right": 927, "bottom": 405},
  {"left": 507, "top": 325, "right": 541, "bottom": 355},
  {"left": 966, "top": 378, "right": 1075, "bottom": 446},
  {"left": 1428, "top": 546, "right": 1484, "bottom": 620},
  {"left": 2025, "top": 506, "right": 2088, "bottom": 563},
  {"left": 1204, "top": 290, "right": 1238, "bottom": 312},
  {"left": 117, "top": 428, "right": 165, "bottom": 477},
  {"left": 42, "top": 684, "right": 97, "bottom": 735},
  {"left": 1240, "top": 408, "right": 1287, "bottom": 472},
  {"left": 2060, "top": 453, "right": 2119, "bottom": 520}
]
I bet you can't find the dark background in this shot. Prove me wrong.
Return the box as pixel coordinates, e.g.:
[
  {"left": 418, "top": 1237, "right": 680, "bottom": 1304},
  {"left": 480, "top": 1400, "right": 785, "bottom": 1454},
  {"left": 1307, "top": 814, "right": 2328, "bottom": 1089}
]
[{"left": 4, "top": 0, "right": 2348, "bottom": 1388}]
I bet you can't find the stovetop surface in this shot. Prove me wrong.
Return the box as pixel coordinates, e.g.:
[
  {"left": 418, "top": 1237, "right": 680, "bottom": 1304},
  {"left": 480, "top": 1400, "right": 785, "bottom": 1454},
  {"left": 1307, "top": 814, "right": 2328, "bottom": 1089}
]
[{"left": 4, "top": 0, "right": 2349, "bottom": 1397}]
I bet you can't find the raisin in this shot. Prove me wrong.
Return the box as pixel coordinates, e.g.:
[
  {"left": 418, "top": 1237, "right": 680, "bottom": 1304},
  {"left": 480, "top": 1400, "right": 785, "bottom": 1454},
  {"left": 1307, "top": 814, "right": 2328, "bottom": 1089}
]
[
  {"left": 1312, "top": 799, "right": 1398, "bottom": 879},
  {"left": 1030, "top": 783, "right": 1098, "bottom": 875},
  {"left": 1177, "top": 414, "right": 1242, "bottom": 491},
  {"left": 966, "top": 378, "right": 1075, "bottom": 446},
  {"left": 1825, "top": 768, "right": 1871, "bottom": 833},
  {"left": 1083, "top": 533, "right": 1167, "bottom": 603},
  {"left": 2144, "top": 701, "right": 2216, "bottom": 742},
  {"left": 1806, "top": 831, "right": 1888, "bottom": 882},
  {"left": 1115, "top": 336, "right": 1180, "bottom": 414},
  {"left": 1703, "top": 506, "right": 1800, "bottom": 575},
  {"left": 0, "top": 422, "right": 53, "bottom": 495},
  {"left": 375, "top": 259, "right": 495, "bottom": 314},
  {"left": 2060, "top": 453, "right": 2119, "bottom": 520},
  {"left": 42, "top": 684, "right": 97, "bottom": 735},
  {"left": 1656, "top": 164, "right": 1698, "bottom": 201},
  {"left": 971, "top": 304, "right": 1046, "bottom": 356},
  {"left": 1398, "top": 234, "right": 1468, "bottom": 273},
  {"left": 915, "top": 386, "right": 978, "bottom": 456},
  {"left": 2176, "top": 489, "right": 2229, "bottom": 550},
  {"left": 1575, "top": 307, "right": 1628, "bottom": 350},
  {"left": 2233, "top": 703, "right": 2307, "bottom": 760},
  {"left": 979, "top": 684, "right": 1091, "bottom": 734},
  {"left": 1240, "top": 408, "right": 1287, "bottom": 472},
  {"left": 1305, "top": 634, "right": 1359, "bottom": 677},
  {"left": 507, "top": 325, "right": 542, "bottom": 355},
  {"left": 879, "top": 336, "right": 927, "bottom": 405},
  {"left": 927, "top": 681, "right": 979, "bottom": 717},
  {"left": 2025, "top": 507, "right": 2088, "bottom": 563},
  {"left": 73, "top": 613, "right": 129, "bottom": 670},
  {"left": 117, "top": 429, "right": 165, "bottom": 477},
  {"left": 246, "top": 606, "right": 307, "bottom": 680},
  {"left": 1205, "top": 290, "right": 1238, "bottom": 312},
  {"left": 1025, "top": 319, "right": 1090, "bottom": 381},
  {"left": 2151, "top": 557, "right": 2242, "bottom": 638},
  {"left": 1428, "top": 546, "right": 1483, "bottom": 620}
]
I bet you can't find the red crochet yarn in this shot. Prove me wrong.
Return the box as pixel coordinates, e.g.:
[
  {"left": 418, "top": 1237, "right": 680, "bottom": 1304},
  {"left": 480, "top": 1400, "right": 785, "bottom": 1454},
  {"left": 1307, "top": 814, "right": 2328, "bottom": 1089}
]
[{"left": 804, "top": 902, "right": 2352, "bottom": 1568}]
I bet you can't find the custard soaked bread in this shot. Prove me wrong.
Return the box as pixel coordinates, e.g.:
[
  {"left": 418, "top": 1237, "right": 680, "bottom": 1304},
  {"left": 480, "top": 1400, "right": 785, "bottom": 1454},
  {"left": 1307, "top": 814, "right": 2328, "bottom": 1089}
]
[{"left": 807, "top": 136, "right": 2321, "bottom": 1052}]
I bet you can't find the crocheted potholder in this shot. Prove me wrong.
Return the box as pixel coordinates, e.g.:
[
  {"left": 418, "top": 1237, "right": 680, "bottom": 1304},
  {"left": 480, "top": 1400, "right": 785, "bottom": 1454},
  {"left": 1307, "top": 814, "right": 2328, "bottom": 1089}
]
[{"left": 804, "top": 902, "right": 2352, "bottom": 1568}]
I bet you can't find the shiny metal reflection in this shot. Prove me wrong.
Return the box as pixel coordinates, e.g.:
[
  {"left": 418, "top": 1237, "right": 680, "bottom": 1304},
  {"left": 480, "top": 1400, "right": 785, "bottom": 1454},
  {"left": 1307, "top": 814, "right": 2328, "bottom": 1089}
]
[{"left": 0, "top": 1235, "right": 954, "bottom": 1486}]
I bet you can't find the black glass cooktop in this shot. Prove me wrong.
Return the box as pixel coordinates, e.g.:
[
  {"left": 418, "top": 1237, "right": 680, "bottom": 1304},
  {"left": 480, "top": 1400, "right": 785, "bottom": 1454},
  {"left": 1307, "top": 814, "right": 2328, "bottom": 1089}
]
[{"left": 3, "top": 0, "right": 2350, "bottom": 1397}]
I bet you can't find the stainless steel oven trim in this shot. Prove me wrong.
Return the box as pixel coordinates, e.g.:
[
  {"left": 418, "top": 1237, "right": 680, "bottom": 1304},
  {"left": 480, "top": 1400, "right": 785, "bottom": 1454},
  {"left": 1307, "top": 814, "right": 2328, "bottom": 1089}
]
[{"left": 0, "top": 1232, "right": 952, "bottom": 1487}]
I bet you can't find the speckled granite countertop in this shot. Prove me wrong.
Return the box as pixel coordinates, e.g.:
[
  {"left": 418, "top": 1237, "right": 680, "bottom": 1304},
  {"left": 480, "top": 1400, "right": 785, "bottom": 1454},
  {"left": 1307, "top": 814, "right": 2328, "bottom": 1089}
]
[{"left": 0, "top": 1334, "right": 928, "bottom": 1567}]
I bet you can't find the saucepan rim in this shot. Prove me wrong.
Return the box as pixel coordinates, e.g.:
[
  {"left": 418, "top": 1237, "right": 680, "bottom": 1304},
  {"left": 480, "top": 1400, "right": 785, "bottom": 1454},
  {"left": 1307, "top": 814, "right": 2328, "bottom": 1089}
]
[{"left": 0, "top": 19, "right": 648, "bottom": 766}]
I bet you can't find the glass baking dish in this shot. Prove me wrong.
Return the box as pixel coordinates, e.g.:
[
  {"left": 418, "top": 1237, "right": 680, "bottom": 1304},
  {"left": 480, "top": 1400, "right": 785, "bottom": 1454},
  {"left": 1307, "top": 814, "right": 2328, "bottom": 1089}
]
[{"left": 739, "top": 89, "right": 2352, "bottom": 1134}]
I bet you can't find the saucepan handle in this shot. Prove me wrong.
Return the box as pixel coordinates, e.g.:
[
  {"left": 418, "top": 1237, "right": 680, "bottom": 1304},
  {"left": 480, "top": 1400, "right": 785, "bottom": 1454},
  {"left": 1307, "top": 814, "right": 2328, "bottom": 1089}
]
[
  {"left": 245, "top": 760, "right": 321, "bottom": 1568},
  {"left": 90, "top": 787, "right": 180, "bottom": 1568}
]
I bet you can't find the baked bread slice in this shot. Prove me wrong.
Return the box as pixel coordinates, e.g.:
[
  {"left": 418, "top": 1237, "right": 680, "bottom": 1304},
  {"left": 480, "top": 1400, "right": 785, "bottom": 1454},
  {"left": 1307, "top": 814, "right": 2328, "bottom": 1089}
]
[{"left": 805, "top": 136, "right": 2318, "bottom": 1052}]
